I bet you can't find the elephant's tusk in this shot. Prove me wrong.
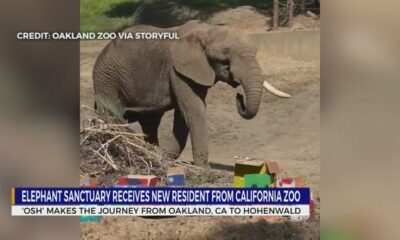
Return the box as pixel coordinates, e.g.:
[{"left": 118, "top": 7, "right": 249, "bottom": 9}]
[{"left": 263, "top": 81, "right": 291, "bottom": 98}]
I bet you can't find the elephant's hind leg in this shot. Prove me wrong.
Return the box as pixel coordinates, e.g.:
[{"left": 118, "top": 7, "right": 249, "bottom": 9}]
[
  {"left": 161, "top": 108, "right": 189, "bottom": 160},
  {"left": 138, "top": 113, "right": 164, "bottom": 146}
]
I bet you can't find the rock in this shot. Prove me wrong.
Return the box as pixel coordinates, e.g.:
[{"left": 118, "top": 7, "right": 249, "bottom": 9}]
[
  {"left": 131, "top": 1, "right": 271, "bottom": 32},
  {"left": 207, "top": 6, "right": 271, "bottom": 27}
]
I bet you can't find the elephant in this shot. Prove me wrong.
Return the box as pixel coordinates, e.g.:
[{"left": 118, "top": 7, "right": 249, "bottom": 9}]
[{"left": 93, "top": 20, "right": 290, "bottom": 169}]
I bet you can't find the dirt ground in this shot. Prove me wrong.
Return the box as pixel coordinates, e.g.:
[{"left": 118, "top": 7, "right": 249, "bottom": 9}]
[
  {"left": 79, "top": 13, "right": 320, "bottom": 239},
  {"left": 81, "top": 217, "right": 319, "bottom": 240}
]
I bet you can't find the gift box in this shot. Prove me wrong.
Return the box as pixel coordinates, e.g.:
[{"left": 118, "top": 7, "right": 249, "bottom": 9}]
[
  {"left": 266, "top": 161, "right": 281, "bottom": 187},
  {"left": 309, "top": 192, "right": 316, "bottom": 220},
  {"left": 278, "top": 176, "right": 305, "bottom": 188},
  {"left": 252, "top": 215, "right": 282, "bottom": 223},
  {"left": 80, "top": 175, "right": 97, "bottom": 188},
  {"left": 167, "top": 167, "right": 185, "bottom": 186},
  {"left": 233, "top": 160, "right": 267, "bottom": 188},
  {"left": 117, "top": 175, "right": 157, "bottom": 187},
  {"left": 289, "top": 192, "right": 316, "bottom": 221},
  {"left": 113, "top": 184, "right": 134, "bottom": 188},
  {"left": 80, "top": 176, "right": 101, "bottom": 223},
  {"left": 80, "top": 216, "right": 103, "bottom": 223},
  {"left": 294, "top": 176, "right": 305, "bottom": 188},
  {"left": 278, "top": 178, "right": 296, "bottom": 188},
  {"left": 244, "top": 174, "right": 271, "bottom": 188}
]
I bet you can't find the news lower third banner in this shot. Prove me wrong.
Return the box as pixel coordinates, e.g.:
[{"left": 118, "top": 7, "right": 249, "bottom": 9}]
[{"left": 11, "top": 188, "right": 310, "bottom": 216}]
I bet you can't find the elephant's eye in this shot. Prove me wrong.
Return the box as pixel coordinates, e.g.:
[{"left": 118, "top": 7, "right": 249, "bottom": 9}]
[{"left": 221, "top": 59, "right": 230, "bottom": 66}]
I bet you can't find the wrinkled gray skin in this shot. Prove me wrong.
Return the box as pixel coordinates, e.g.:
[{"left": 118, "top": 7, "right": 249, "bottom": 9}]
[{"left": 93, "top": 21, "right": 267, "bottom": 168}]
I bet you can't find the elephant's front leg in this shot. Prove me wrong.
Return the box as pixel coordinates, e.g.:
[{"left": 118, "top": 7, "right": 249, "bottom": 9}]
[{"left": 171, "top": 76, "right": 209, "bottom": 168}]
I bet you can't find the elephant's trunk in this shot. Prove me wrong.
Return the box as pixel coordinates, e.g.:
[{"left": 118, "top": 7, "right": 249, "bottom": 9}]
[
  {"left": 235, "top": 63, "right": 264, "bottom": 120},
  {"left": 234, "top": 53, "right": 291, "bottom": 120}
]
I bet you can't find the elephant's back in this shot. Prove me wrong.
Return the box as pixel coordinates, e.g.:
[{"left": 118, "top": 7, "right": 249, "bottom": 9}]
[{"left": 93, "top": 26, "right": 174, "bottom": 110}]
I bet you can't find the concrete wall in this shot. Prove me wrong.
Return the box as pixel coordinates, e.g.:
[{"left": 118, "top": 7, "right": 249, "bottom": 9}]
[{"left": 249, "top": 30, "right": 320, "bottom": 61}]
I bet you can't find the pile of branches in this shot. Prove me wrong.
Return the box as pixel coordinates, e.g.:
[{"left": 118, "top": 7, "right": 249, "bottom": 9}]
[
  {"left": 80, "top": 116, "right": 205, "bottom": 186},
  {"left": 80, "top": 120, "right": 161, "bottom": 174}
]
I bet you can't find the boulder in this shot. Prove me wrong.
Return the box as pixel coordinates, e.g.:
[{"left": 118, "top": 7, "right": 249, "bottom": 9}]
[{"left": 131, "top": 1, "right": 272, "bottom": 32}]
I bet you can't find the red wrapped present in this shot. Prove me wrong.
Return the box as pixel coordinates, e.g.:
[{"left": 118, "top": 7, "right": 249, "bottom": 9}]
[
  {"left": 278, "top": 176, "right": 305, "bottom": 188},
  {"left": 117, "top": 175, "right": 157, "bottom": 187}
]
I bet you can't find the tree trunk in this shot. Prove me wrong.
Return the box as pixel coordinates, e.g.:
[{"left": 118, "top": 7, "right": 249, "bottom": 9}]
[
  {"left": 301, "top": 0, "right": 306, "bottom": 14},
  {"left": 288, "top": 0, "right": 294, "bottom": 27},
  {"left": 273, "top": 0, "right": 279, "bottom": 30}
]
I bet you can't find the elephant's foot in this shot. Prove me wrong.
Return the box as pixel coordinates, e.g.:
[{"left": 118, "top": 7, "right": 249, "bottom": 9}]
[
  {"left": 194, "top": 161, "right": 210, "bottom": 170},
  {"left": 144, "top": 135, "right": 159, "bottom": 146},
  {"left": 193, "top": 151, "right": 209, "bottom": 170},
  {"left": 161, "top": 149, "right": 181, "bottom": 160}
]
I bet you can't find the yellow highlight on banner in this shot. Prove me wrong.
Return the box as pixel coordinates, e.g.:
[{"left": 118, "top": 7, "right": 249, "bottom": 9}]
[{"left": 11, "top": 187, "right": 15, "bottom": 205}]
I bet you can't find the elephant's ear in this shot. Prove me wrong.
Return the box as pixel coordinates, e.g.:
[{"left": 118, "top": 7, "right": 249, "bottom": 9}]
[{"left": 170, "top": 35, "right": 215, "bottom": 87}]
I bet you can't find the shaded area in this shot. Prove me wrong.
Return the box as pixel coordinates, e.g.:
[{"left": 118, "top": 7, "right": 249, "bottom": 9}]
[
  {"left": 175, "top": 0, "right": 273, "bottom": 10},
  {"left": 80, "top": 0, "right": 145, "bottom": 32},
  {"left": 204, "top": 219, "right": 319, "bottom": 240},
  {"left": 131, "top": 0, "right": 274, "bottom": 28},
  {"left": 80, "top": 216, "right": 320, "bottom": 239},
  {"left": 105, "top": 1, "right": 142, "bottom": 18},
  {"left": 210, "top": 162, "right": 235, "bottom": 172}
]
